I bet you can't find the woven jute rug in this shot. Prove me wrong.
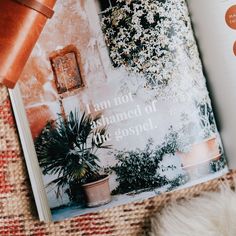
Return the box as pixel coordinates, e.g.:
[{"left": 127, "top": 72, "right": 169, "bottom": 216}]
[{"left": 0, "top": 84, "right": 235, "bottom": 236}]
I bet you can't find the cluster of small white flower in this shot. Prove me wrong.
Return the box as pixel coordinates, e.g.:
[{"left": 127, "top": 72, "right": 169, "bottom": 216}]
[
  {"left": 101, "top": 0, "right": 219, "bottom": 144},
  {"left": 101, "top": 0, "right": 198, "bottom": 90}
]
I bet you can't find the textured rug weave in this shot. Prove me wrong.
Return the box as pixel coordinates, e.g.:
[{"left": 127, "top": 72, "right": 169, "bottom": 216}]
[{"left": 0, "top": 84, "right": 234, "bottom": 236}]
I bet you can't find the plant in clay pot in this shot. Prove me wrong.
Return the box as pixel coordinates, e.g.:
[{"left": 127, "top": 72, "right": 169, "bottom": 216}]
[
  {"left": 35, "top": 110, "right": 111, "bottom": 207},
  {"left": 176, "top": 136, "right": 223, "bottom": 179}
]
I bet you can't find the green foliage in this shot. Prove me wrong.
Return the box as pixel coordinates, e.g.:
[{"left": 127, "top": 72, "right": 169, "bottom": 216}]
[
  {"left": 197, "top": 102, "right": 217, "bottom": 138},
  {"left": 210, "top": 147, "right": 226, "bottom": 173},
  {"left": 65, "top": 181, "right": 86, "bottom": 204},
  {"left": 167, "top": 174, "right": 189, "bottom": 192},
  {"left": 35, "top": 111, "right": 110, "bottom": 198},
  {"left": 112, "top": 130, "right": 179, "bottom": 194},
  {"left": 111, "top": 140, "right": 167, "bottom": 194}
]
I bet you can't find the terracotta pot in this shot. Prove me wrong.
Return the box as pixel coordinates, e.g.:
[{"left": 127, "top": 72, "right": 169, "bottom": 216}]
[
  {"left": 177, "top": 137, "right": 221, "bottom": 169},
  {"left": 176, "top": 137, "right": 222, "bottom": 180},
  {"left": 82, "top": 175, "right": 111, "bottom": 207}
]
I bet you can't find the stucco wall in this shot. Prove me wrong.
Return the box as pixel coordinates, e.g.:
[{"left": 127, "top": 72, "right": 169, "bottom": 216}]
[{"left": 18, "top": 0, "right": 221, "bottom": 208}]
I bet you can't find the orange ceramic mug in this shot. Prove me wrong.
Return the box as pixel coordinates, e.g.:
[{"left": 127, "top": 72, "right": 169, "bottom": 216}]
[{"left": 0, "top": 0, "right": 56, "bottom": 88}]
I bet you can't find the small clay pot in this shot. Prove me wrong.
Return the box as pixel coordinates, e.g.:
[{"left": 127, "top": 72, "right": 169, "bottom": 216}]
[
  {"left": 82, "top": 175, "right": 111, "bottom": 207},
  {"left": 177, "top": 136, "right": 221, "bottom": 169}
]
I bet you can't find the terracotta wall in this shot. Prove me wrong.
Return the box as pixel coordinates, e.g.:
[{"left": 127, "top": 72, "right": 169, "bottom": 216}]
[{"left": 18, "top": 0, "right": 106, "bottom": 140}]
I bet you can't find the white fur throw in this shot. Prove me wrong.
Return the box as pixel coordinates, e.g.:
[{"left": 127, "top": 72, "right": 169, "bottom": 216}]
[{"left": 150, "top": 185, "right": 236, "bottom": 236}]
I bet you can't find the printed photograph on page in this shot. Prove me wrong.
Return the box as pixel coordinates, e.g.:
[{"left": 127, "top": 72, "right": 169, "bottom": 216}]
[{"left": 17, "top": 0, "right": 228, "bottom": 221}]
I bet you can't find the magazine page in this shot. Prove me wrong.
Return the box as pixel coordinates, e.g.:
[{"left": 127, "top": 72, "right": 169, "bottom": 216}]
[
  {"left": 187, "top": 0, "right": 236, "bottom": 169},
  {"left": 14, "top": 0, "right": 228, "bottom": 221}
]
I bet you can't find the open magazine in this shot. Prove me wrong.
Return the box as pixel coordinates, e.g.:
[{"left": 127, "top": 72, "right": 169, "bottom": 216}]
[{"left": 8, "top": 0, "right": 235, "bottom": 222}]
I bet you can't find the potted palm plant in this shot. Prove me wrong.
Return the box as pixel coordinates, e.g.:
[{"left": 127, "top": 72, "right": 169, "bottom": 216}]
[{"left": 35, "top": 110, "right": 111, "bottom": 207}]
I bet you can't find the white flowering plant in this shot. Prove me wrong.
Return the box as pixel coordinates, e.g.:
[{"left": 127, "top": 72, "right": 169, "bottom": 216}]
[{"left": 101, "top": 0, "right": 193, "bottom": 89}]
